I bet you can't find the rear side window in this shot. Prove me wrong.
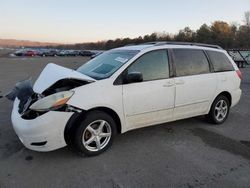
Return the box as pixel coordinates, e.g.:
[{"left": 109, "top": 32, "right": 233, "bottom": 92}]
[
  {"left": 127, "top": 50, "right": 169, "bottom": 81},
  {"left": 173, "top": 49, "right": 210, "bottom": 77},
  {"left": 207, "top": 51, "right": 234, "bottom": 72}
]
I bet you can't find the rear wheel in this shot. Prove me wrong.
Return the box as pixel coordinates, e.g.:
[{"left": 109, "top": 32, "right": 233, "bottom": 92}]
[
  {"left": 206, "top": 95, "right": 230, "bottom": 124},
  {"left": 73, "top": 111, "right": 116, "bottom": 156}
]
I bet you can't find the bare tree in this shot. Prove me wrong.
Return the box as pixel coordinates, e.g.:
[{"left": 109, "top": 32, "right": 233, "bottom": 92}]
[{"left": 244, "top": 11, "right": 250, "bottom": 27}]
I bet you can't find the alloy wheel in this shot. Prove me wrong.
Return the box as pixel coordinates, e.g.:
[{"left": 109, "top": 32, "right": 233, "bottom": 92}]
[
  {"left": 214, "top": 99, "right": 228, "bottom": 122},
  {"left": 82, "top": 120, "right": 112, "bottom": 152}
]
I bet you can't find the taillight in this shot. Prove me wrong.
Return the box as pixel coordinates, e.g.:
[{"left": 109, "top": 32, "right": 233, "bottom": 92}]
[{"left": 236, "top": 70, "right": 242, "bottom": 80}]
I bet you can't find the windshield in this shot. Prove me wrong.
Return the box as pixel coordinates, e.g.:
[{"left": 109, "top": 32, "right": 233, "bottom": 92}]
[{"left": 77, "top": 50, "right": 139, "bottom": 80}]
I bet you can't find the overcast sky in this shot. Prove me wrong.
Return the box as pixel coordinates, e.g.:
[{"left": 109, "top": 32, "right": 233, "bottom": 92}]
[{"left": 0, "top": 0, "right": 249, "bottom": 43}]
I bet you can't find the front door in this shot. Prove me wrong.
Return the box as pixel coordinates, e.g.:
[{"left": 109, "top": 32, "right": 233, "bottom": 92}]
[{"left": 122, "top": 50, "right": 175, "bottom": 130}]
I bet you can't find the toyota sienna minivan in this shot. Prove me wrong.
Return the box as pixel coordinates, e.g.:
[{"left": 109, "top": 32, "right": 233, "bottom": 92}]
[{"left": 10, "top": 42, "right": 242, "bottom": 156}]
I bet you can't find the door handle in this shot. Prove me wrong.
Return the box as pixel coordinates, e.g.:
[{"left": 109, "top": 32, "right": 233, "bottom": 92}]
[
  {"left": 221, "top": 76, "right": 227, "bottom": 82},
  {"left": 163, "top": 81, "right": 175, "bottom": 87},
  {"left": 175, "top": 80, "right": 185, "bottom": 85}
]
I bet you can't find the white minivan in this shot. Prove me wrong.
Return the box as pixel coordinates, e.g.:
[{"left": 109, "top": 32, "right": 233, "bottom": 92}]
[{"left": 10, "top": 42, "right": 242, "bottom": 156}]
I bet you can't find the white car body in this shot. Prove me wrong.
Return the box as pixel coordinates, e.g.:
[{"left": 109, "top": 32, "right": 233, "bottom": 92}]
[{"left": 11, "top": 43, "right": 242, "bottom": 152}]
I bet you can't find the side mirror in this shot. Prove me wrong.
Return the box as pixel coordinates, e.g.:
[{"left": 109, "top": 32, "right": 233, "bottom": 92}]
[{"left": 126, "top": 72, "right": 143, "bottom": 84}]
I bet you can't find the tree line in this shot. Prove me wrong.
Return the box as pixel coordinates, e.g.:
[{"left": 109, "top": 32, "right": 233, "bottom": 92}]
[{"left": 56, "top": 11, "right": 250, "bottom": 50}]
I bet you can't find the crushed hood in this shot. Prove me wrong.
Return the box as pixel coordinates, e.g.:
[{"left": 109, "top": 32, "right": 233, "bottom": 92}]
[{"left": 33, "top": 63, "right": 95, "bottom": 93}]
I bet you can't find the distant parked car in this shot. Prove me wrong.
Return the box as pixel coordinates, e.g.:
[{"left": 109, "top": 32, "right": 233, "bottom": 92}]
[
  {"left": 42, "top": 50, "right": 57, "bottom": 57},
  {"left": 70, "top": 50, "right": 80, "bottom": 56},
  {"left": 14, "top": 50, "right": 25, "bottom": 56},
  {"left": 57, "top": 50, "right": 67, "bottom": 56},
  {"left": 24, "top": 50, "right": 37, "bottom": 57},
  {"left": 63, "top": 50, "right": 80, "bottom": 56},
  {"left": 80, "top": 50, "right": 94, "bottom": 57},
  {"left": 35, "top": 49, "right": 46, "bottom": 57}
]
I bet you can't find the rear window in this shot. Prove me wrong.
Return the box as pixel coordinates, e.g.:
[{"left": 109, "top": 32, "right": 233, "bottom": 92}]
[
  {"left": 173, "top": 49, "right": 210, "bottom": 77},
  {"left": 207, "top": 51, "right": 234, "bottom": 72}
]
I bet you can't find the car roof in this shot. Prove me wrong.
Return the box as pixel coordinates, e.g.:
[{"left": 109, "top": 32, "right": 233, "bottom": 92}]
[
  {"left": 114, "top": 44, "right": 154, "bottom": 51},
  {"left": 113, "top": 42, "right": 224, "bottom": 53}
]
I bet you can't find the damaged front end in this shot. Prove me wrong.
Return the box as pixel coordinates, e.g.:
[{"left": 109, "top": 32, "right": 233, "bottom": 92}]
[
  {"left": 7, "top": 78, "right": 89, "bottom": 120},
  {"left": 6, "top": 79, "right": 38, "bottom": 115},
  {"left": 7, "top": 63, "right": 95, "bottom": 120}
]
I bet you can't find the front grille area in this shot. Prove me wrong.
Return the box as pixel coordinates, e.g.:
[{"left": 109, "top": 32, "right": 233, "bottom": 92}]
[
  {"left": 19, "top": 93, "right": 46, "bottom": 120},
  {"left": 21, "top": 110, "right": 47, "bottom": 120}
]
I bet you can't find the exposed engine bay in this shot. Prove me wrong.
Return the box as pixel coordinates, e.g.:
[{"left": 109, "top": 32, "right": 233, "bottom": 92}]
[
  {"left": 6, "top": 78, "right": 91, "bottom": 119},
  {"left": 42, "top": 78, "right": 90, "bottom": 96}
]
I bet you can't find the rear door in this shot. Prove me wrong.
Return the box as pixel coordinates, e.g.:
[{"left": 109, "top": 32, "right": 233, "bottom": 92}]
[
  {"left": 172, "top": 48, "right": 217, "bottom": 120},
  {"left": 122, "top": 49, "right": 175, "bottom": 129}
]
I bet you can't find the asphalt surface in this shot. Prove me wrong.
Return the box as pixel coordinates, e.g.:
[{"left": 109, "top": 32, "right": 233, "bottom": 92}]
[{"left": 0, "top": 57, "right": 250, "bottom": 188}]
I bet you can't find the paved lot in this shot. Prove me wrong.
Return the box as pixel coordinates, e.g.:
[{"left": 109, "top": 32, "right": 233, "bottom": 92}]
[{"left": 0, "top": 57, "right": 250, "bottom": 188}]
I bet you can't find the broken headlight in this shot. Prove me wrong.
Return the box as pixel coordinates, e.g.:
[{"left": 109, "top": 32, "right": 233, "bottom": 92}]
[{"left": 30, "top": 91, "right": 74, "bottom": 112}]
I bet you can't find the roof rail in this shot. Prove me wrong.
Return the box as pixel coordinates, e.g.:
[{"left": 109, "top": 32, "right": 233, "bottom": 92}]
[
  {"left": 142, "top": 41, "right": 223, "bottom": 49},
  {"left": 124, "top": 43, "right": 136, "bottom": 46}
]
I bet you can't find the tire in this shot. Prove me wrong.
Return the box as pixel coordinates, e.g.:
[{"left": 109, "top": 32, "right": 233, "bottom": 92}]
[
  {"left": 73, "top": 110, "right": 117, "bottom": 156},
  {"left": 206, "top": 95, "right": 230, "bottom": 124}
]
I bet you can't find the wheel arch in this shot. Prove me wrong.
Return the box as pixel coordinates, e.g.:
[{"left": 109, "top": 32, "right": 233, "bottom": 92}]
[
  {"left": 211, "top": 91, "right": 232, "bottom": 109},
  {"left": 217, "top": 91, "right": 232, "bottom": 107},
  {"left": 64, "top": 106, "right": 122, "bottom": 147},
  {"left": 206, "top": 91, "right": 232, "bottom": 124},
  {"left": 88, "top": 107, "right": 122, "bottom": 134}
]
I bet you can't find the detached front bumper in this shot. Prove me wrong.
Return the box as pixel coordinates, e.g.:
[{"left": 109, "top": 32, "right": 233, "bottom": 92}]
[{"left": 11, "top": 99, "right": 74, "bottom": 152}]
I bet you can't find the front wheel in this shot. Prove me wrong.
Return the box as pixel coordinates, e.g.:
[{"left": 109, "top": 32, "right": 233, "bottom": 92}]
[
  {"left": 206, "top": 95, "right": 230, "bottom": 124},
  {"left": 73, "top": 111, "right": 116, "bottom": 156}
]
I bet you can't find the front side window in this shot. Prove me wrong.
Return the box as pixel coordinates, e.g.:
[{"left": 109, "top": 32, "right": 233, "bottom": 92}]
[
  {"left": 173, "top": 49, "right": 210, "bottom": 77},
  {"left": 207, "top": 50, "right": 234, "bottom": 72},
  {"left": 77, "top": 50, "right": 139, "bottom": 80},
  {"left": 127, "top": 50, "right": 169, "bottom": 81}
]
